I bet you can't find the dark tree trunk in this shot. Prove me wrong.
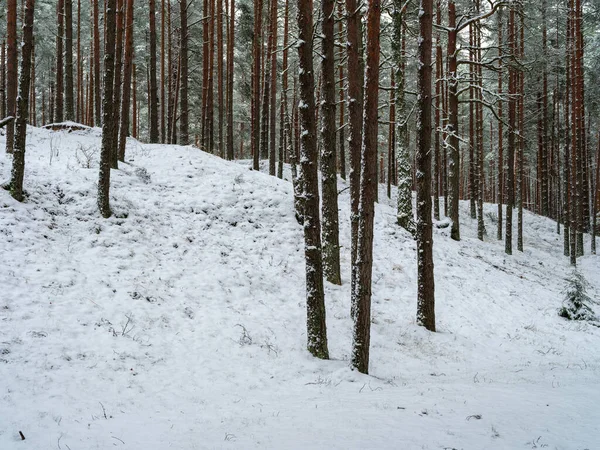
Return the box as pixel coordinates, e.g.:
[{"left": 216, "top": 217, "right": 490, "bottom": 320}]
[
  {"left": 505, "top": 4, "right": 516, "bottom": 255},
  {"left": 55, "top": 0, "right": 65, "bottom": 123},
  {"left": 268, "top": 0, "right": 277, "bottom": 174},
  {"left": 97, "top": 0, "right": 117, "bottom": 218},
  {"left": 320, "top": 0, "right": 341, "bottom": 285},
  {"left": 9, "top": 0, "right": 35, "bottom": 201},
  {"left": 180, "top": 0, "right": 189, "bottom": 144},
  {"left": 415, "top": 0, "right": 435, "bottom": 331},
  {"left": 93, "top": 0, "right": 101, "bottom": 126},
  {"left": 225, "top": 0, "right": 235, "bottom": 160},
  {"left": 447, "top": 1, "right": 460, "bottom": 241},
  {"left": 65, "top": 0, "right": 74, "bottom": 120},
  {"left": 5, "top": 0, "right": 17, "bottom": 153},
  {"left": 337, "top": 6, "right": 346, "bottom": 181},
  {"left": 111, "top": 0, "right": 124, "bottom": 168},
  {"left": 296, "top": 0, "right": 329, "bottom": 360},
  {"left": 497, "top": 7, "right": 504, "bottom": 241},
  {"left": 160, "top": 0, "right": 166, "bottom": 142},
  {"left": 148, "top": 0, "right": 159, "bottom": 143},
  {"left": 252, "top": 0, "right": 262, "bottom": 170},
  {"left": 346, "top": 0, "right": 364, "bottom": 285},
  {"left": 351, "top": 0, "right": 380, "bottom": 374},
  {"left": 118, "top": 0, "right": 134, "bottom": 162}
]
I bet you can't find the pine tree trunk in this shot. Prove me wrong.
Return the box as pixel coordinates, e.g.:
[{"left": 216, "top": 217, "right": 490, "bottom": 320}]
[
  {"left": 497, "top": 7, "right": 504, "bottom": 241},
  {"left": 180, "top": 0, "right": 189, "bottom": 145},
  {"left": 447, "top": 1, "right": 460, "bottom": 241},
  {"left": 296, "top": 0, "right": 329, "bottom": 360},
  {"left": 351, "top": 0, "right": 380, "bottom": 374},
  {"left": 320, "top": 0, "right": 341, "bottom": 285},
  {"left": 433, "top": 0, "right": 442, "bottom": 220},
  {"left": 346, "top": 0, "right": 364, "bottom": 296},
  {"left": 97, "top": 0, "right": 117, "bottom": 218},
  {"left": 118, "top": 0, "right": 134, "bottom": 161},
  {"left": 160, "top": 0, "right": 166, "bottom": 143},
  {"left": 65, "top": 0, "right": 74, "bottom": 120},
  {"left": 252, "top": 0, "right": 262, "bottom": 169},
  {"left": 9, "top": 0, "right": 35, "bottom": 201},
  {"left": 76, "top": 0, "right": 82, "bottom": 123},
  {"left": 93, "top": 0, "right": 101, "bottom": 126},
  {"left": 226, "top": 0, "right": 235, "bottom": 160},
  {"left": 6, "top": 0, "right": 18, "bottom": 151},
  {"left": 505, "top": 4, "right": 516, "bottom": 255},
  {"left": 415, "top": 0, "right": 435, "bottom": 331},
  {"left": 337, "top": 3, "right": 346, "bottom": 181},
  {"left": 0, "top": 41, "right": 5, "bottom": 120},
  {"left": 111, "top": 0, "right": 124, "bottom": 168},
  {"left": 148, "top": 0, "right": 159, "bottom": 142}
]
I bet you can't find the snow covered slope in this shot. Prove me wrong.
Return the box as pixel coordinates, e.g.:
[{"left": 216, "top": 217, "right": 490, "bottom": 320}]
[{"left": 1, "top": 126, "right": 599, "bottom": 449}]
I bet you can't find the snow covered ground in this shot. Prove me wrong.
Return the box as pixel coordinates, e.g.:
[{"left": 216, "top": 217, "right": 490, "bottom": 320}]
[{"left": 1, "top": 126, "right": 599, "bottom": 449}]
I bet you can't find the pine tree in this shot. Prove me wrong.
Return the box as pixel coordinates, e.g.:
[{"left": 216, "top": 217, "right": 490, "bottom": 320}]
[
  {"left": 351, "top": 0, "right": 380, "bottom": 374},
  {"left": 320, "top": 0, "right": 341, "bottom": 285},
  {"left": 9, "top": 0, "right": 35, "bottom": 202},
  {"left": 415, "top": 0, "right": 435, "bottom": 331},
  {"left": 98, "top": 0, "right": 118, "bottom": 218},
  {"left": 296, "top": 0, "right": 329, "bottom": 360}
]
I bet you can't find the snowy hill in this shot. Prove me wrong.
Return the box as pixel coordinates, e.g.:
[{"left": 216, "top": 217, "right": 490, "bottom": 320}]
[{"left": 1, "top": 126, "right": 599, "bottom": 449}]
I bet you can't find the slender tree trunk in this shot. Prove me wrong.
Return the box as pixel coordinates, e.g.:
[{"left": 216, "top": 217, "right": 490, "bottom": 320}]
[
  {"left": 179, "top": 0, "right": 189, "bottom": 144},
  {"left": 517, "top": 11, "right": 524, "bottom": 252},
  {"left": 10, "top": 0, "right": 35, "bottom": 201},
  {"left": 118, "top": 0, "right": 134, "bottom": 161},
  {"left": 55, "top": 0, "right": 65, "bottom": 123},
  {"left": 76, "top": 0, "right": 82, "bottom": 123},
  {"left": 5, "top": 0, "right": 17, "bottom": 153},
  {"left": 338, "top": 3, "right": 346, "bottom": 181},
  {"left": 320, "top": 0, "right": 341, "bottom": 285},
  {"left": 110, "top": 0, "right": 124, "bottom": 168},
  {"left": 447, "top": 1, "right": 460, "bottom": 241},
  {"left": 93, "top": 0, "right": 101, "bottom": 126},
  {"left": 415, "top": 0, "right": 435, "bottom": 331},
  {"left": 29, "top": 40, "right": 36, "bottom": 126},
  {"left": 268, "top": 0, "right": 277, "bottom": 174},
  {"left": 252, "top": 0, "right": 262, "bottom": 169},
  {"left": 497, "top": 7, "right": 504, "bottom": 240},
  {"left": 132, "top": 63, "right": 137, "bottom": 139},
  {"left": 346, "top": 0, "right": 364, "bottom": 290},
  {"left": 433, "top": 0, "right": 441, "bottom": 220},
  {"left": 351, "top": 0, "right": 380, "bottom": 374},
  {"left": 387, "top": 70, "right": 395, "bottom": 199},
  {"left": 505, "top": 4, "right": 516, "bottom": 255},
  {"left": 0, "top": 41, "right": 5, "bottom": 120},
  {"left": 98, "top": 0, "right": 117, "bottom": 218},
  {"left": 160, "top": 0, "right": 166, "bottom": 142},
  {"left": 226, "top": 0, "right": 235, "bottom": 160},
  {"left": 65, "top": 0, "right": 74, "bottom": 120},
  {"left": 148, "top": 0, "right": 159, "bottom": 142},
  {"left": 296, "top": 0, "right": 329, "bottom": 360},
  {"left": 393, "top": 0, "right": 414, "bottom": 235}
]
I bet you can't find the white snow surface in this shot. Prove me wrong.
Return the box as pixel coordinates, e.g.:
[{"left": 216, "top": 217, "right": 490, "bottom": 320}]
[{"left": 1, "top": 126, "right": 599, "bottom": 449}]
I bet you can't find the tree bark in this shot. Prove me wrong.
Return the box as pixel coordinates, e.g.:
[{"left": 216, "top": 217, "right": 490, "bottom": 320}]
[
  {"left": 346, "top": 0, "right": 364, "bottom": 281},
  {"left": 296, "top": 0, "right": 329, "bottom": 360},
  {"left": 351, "top": 0, "right": 380, "bottom": 374},
  {"left": 93, "top": 0, "right": 101, "bottom": 126},
  {"left": 447, "top": 1, "right": 460, "bottom": 241},
  {"left": 65, "top": 0, "right": 74, "bottom": 120},
  {"left": 98, "top": 0, "right": 117, "bottom": 218},
  {"left": 320, "top": 0, "right": 341, "bottom": 285},
  {"left": 9, "top": 0, "right": 35, "bottom": 201},
  {"left": 118, "top": 0, "right": 134, "bottom": 161},
  {"left": 415, "top": 0, "right": 435, "bottom": 331},
  {"left": 148, "top": 0, "right": 160, "bottom": 143},
  {"left": 55, "top": 0, "right": 65, "bottom": 123}
]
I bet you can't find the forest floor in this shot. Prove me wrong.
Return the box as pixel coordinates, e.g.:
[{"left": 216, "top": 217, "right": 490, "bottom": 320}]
[{"left": 1, "top": 125, "right": 599, "bottom": 449}]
